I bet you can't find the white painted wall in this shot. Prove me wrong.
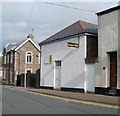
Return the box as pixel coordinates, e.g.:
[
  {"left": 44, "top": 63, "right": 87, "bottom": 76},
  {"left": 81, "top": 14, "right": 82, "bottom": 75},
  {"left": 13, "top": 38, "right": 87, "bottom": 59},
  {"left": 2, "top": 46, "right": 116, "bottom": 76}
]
[
  {"left": 96, "top": 10, "right": 120, "bottom": 89},
  {"left": 40, "top": 36, "right": 87, "bottom": 90},
  {"left": 118, "top": 8, "right": 120, "bottom": 90},
  {"left": 0, "top": 71, "right": 2, "bottom": 79},
  {"left": 86, "top": 64, "right": 95, "bottom": 92}
]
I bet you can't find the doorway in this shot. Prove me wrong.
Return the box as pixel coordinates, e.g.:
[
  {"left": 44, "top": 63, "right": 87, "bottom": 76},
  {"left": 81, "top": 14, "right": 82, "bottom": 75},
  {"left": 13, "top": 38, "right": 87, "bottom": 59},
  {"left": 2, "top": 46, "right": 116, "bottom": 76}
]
[
  {"left": 110, "top": 52, "right": 117, "bottom": 88},
  {"left": 17, "top": 75, "right": 21, "bottom": 86},
  {"left": 54, "top": 61, "right": 61, "bottom": 90}
]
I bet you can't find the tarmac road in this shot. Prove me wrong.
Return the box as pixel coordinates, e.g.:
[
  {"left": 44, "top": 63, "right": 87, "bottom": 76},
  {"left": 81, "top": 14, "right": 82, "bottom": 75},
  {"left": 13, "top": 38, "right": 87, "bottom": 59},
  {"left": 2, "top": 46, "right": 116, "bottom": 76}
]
[{"left": 2, "top": 87, "right": 119, "bottom": 115}]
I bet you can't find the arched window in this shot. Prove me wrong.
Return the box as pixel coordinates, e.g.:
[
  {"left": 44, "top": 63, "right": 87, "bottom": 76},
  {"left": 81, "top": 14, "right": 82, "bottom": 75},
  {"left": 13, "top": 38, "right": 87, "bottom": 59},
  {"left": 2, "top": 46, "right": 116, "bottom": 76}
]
[{"left": 26, "top": 52, "right": 32, "bottom": 63}]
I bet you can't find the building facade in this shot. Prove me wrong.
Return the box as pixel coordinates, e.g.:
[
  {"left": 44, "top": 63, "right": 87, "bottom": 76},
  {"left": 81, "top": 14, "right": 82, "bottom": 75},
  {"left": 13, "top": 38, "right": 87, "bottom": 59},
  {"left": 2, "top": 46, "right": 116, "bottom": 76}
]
[
  {"left": 0, "top": 67, "right": 2, "bottom": 81},
  {"left": 3, "top": 36, "right": 40, "bottom": 87},
  {"left": 39, "top": 20, "right": 98, "bottom": 93},
  {"left": 95, "top": 5, "right": 120, "bottom": 95}
]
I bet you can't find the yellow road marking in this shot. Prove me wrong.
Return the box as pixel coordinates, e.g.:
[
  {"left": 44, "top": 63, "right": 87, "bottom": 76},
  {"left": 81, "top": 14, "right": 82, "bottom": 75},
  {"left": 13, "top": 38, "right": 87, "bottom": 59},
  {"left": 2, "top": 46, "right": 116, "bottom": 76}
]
[
  {"left": 4, "top": 86, "right": 120, "bottom": 109},
  {"left": 26, "top": 90, "right": 120, "bottom": 109}
]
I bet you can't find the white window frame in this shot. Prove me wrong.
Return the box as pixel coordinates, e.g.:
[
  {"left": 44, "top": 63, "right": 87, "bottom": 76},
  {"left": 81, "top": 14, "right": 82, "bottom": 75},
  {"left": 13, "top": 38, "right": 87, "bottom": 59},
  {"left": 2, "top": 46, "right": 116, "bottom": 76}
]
[
  {"left": 10, "top": 52, "right": 13, "bottom": 63},
  {"left": 7, "top": 54, "right": 9, "bottom": 64},
  {"left": 26, "top": 51, "right": 33, "bottom": 64},
  {"left": 4, "top": 55, "right": 6, "bottom": 64}
]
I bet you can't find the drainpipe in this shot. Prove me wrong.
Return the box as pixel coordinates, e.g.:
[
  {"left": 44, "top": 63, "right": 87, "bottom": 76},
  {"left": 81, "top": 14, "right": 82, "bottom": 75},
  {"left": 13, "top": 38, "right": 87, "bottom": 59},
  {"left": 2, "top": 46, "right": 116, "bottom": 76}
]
[
  {"left": 84, "top": 34, "right": 87, "bottom": 93},
  {"left": 40, "top": 45, "right": 42, "bottom": 87}
]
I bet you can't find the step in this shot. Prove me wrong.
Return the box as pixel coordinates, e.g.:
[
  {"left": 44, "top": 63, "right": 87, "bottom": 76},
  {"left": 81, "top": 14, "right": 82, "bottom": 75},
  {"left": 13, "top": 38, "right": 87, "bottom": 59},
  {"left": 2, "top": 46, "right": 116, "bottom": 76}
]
[{"left": 108, "top": 88, "right": 117, "bottom": 95}]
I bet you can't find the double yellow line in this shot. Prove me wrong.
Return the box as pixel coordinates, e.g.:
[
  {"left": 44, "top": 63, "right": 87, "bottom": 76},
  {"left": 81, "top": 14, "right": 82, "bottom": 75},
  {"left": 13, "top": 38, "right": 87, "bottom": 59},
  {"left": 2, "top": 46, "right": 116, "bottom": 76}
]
[{"left": 27, "top": 90, "right": 120, "bottom": 109}]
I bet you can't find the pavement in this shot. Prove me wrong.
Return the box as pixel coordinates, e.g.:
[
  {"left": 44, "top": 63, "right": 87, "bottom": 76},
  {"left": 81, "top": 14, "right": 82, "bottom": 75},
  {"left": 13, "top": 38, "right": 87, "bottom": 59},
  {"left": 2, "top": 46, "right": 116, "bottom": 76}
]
[{"left": 3, "top": 85, "right": 120, "bottom": 107}]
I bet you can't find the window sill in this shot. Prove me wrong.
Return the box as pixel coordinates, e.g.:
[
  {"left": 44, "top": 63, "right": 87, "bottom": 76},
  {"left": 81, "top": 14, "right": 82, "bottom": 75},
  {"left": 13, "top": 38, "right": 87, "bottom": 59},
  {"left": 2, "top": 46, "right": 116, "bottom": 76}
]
[{"left": 26, "top": 63, "right": 33, "bottom": 64}]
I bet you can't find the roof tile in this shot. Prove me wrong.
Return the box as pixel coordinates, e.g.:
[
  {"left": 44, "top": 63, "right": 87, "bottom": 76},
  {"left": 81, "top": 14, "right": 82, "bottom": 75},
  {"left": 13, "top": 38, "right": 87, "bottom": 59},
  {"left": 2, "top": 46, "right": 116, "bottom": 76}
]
[{"left": 39, "top": 20, "right": 98, "bottom": 45}]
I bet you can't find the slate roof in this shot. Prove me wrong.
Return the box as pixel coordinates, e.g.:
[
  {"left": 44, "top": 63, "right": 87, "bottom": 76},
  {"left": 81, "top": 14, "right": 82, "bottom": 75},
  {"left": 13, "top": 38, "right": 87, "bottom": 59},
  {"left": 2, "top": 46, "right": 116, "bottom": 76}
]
[
  {"left": 39, "top": 20, "right": 98, "bottom": 45},
  {"left": 97, "top": 5, "right": 120, "bottom": 16},
  {"left": 12, "top": 39, "right": 28, "bottom": 50},
  {"left": 13, "top": 38, "right": 40, "bottom": 51},
  {"left": 4, "top": 39, "right": 26, "bottom": 52},
  {"left": 5, "top": 38, "right": 40, "bottom": 53},
  {"left": 5, "top": 43, "right": 16, "bottom": 52}
]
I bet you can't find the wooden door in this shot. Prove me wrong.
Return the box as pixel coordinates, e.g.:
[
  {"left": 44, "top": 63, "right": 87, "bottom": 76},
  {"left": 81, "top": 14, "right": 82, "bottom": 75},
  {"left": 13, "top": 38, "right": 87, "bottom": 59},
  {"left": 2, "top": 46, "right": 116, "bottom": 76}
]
[{"left": 110, "top": 52, "right": 117, "bottom": 88}]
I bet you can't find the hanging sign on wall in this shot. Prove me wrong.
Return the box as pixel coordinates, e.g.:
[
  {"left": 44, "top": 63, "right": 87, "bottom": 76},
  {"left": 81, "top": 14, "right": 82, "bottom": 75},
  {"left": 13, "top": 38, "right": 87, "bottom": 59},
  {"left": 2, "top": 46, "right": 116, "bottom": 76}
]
[{"left": 67, "top": 42, "right": 79, "bottom": 48}]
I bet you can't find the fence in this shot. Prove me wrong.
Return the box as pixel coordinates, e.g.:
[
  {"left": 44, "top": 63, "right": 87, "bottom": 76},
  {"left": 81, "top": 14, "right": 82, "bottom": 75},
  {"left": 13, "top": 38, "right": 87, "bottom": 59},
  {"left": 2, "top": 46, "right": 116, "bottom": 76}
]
[{"left": 16, "top": 69, "right": 40, "bottom": 88}]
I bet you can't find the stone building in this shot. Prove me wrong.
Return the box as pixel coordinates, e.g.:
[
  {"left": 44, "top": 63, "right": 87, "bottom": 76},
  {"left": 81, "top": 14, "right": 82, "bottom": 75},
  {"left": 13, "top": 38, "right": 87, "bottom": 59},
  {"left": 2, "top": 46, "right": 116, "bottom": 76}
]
[{"left": 3, "top": 35, "right": 40, "bottom": 87}]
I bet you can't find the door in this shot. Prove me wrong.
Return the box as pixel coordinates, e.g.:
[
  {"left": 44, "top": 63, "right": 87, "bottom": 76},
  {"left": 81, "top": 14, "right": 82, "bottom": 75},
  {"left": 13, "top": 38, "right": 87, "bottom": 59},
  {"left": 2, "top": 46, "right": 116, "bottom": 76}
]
[
  {"left": 17, "top": 75, "right": 21, "bottom": 86},
  {"left": 86, "top": 64, "right": 95, "bottom": 92},
  {"left": 26, "top": 70, "right": 31, "bottom": 87},
  {"left": 110, "top": 52, "right": 117, "bottom": 88},
  {"left": 54, "top": 61, "right": 61, "bottom": 90}
]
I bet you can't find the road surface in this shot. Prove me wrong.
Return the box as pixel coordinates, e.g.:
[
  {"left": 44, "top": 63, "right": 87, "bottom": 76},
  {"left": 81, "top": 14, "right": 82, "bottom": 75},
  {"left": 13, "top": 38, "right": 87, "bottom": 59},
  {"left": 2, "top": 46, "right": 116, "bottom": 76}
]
[{"left": 2, "top": 87, "right": 119, "bottom": 115}]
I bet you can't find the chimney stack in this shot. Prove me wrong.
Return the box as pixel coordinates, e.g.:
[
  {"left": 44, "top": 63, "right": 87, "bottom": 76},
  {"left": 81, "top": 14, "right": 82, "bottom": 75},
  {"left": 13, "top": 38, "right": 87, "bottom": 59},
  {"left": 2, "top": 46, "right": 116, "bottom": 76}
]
[{"left": 27, "top": 33, "right": 34, "bottom": 41}]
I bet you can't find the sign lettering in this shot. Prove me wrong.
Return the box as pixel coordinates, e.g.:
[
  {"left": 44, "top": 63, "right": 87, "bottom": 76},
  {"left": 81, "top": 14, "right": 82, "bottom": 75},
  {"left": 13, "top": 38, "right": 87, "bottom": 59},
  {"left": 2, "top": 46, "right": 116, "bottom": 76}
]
[{"left": 67, "top": 42, "right": 79, "bottom": 48}]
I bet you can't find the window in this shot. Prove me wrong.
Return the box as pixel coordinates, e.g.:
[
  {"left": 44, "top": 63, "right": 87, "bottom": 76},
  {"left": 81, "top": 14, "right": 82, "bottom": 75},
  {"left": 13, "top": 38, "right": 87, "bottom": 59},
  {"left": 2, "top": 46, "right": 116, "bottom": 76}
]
[
  {"left": 55, "top": 61, "right": 61, "bottom": 66},
  {"left": 7, "top": 54, "right": 9, "bottom": 63},
  {"left": 26, "top": 52, "right": 32, "bottom": 63},
  {"left": 10, "top": 53, "right": 13, "bottom": 63},
  {"left": 4, "top": 56, "right": 6, "bottom": 64}
]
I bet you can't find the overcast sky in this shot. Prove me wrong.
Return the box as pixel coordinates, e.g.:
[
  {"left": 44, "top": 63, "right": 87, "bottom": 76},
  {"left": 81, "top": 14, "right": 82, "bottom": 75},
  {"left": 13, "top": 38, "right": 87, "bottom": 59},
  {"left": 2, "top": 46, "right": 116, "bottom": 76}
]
[{"left": 1, "top": 1, "right": 119, "bottom": 53}]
